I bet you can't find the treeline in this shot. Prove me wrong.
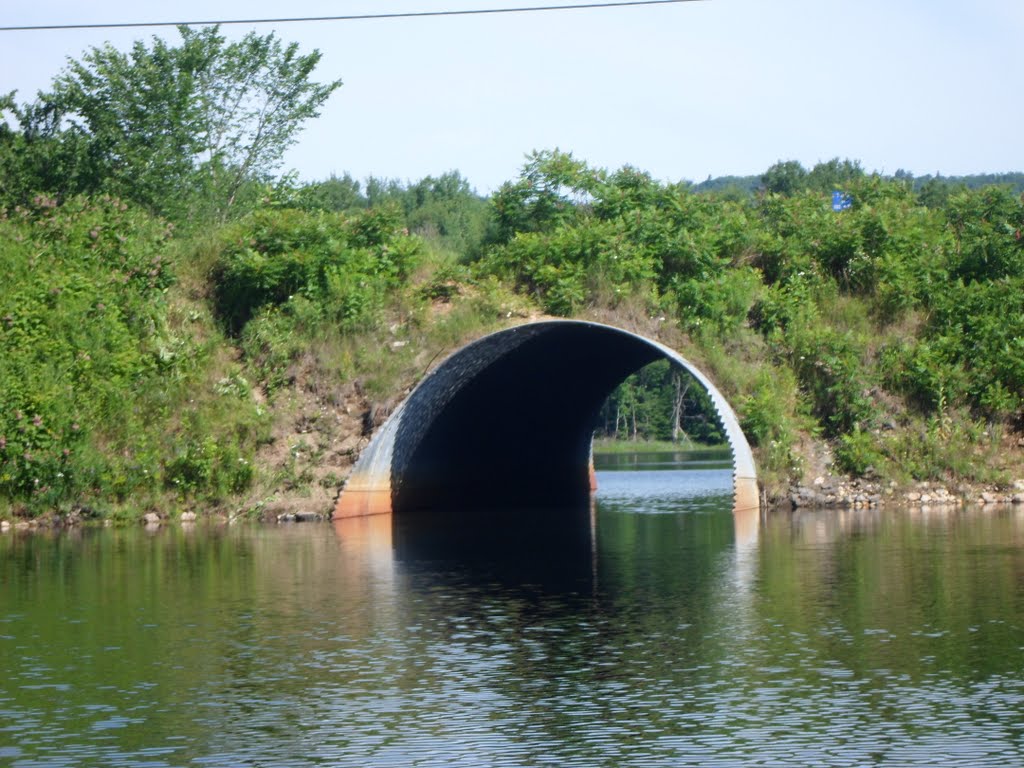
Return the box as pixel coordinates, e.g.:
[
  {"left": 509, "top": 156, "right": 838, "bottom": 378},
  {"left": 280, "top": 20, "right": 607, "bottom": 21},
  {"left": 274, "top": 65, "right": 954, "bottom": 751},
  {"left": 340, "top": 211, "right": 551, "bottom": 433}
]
[
  {"left": 692, "top": 163, "right": 1024, "bottom": 201},
  {"left": 1, "top": 26, "right": 1023, "bottom": 517},
  {"left": 287, "top": 172, "right": 491, "bottom": 257},
  {"left": 594, "top": 361, "right": 725, "bottom": 445}
]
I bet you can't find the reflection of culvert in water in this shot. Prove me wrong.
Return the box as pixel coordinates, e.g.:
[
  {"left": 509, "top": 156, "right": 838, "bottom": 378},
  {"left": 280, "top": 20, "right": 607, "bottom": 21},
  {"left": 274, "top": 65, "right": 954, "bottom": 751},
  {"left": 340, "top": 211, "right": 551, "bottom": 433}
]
[
  {"left": 391, "top": 504, "right": 595, "bottom": 589},
  {"left": 336, "top": 320, "right": 757, "bottom": 518}
]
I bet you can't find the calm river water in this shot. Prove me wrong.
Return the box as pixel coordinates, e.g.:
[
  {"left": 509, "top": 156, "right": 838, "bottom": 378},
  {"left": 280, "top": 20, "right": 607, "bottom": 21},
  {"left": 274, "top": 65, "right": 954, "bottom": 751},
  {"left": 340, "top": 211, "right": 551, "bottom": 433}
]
[{"left": 2, "top": 460, "right": 1024, "bottom": 767}]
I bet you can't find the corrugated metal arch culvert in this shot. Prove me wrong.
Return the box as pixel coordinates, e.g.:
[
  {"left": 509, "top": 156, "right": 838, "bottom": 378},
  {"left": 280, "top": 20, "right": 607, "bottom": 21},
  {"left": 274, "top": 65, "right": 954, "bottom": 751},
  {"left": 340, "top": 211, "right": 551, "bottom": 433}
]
[{"left": 335, "top": 320, "right": 758, "bottom": 518}]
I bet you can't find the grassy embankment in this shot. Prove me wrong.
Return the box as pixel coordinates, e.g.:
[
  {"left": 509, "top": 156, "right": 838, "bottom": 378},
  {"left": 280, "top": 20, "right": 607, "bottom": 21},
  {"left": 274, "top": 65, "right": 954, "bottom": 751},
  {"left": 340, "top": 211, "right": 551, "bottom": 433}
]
[
  {"left": 2, "top": 160, "right": 1023, "bottom": 523},
  {"left": 0, "top": 198, "right": 528, "bottom": 521}
]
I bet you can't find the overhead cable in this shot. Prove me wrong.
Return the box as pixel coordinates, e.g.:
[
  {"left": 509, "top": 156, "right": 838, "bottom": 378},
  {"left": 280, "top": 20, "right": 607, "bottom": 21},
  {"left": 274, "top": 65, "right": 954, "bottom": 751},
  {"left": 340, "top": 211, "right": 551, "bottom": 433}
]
[{"left": 0, "top": 0, "right": 706, "bottom": 33}]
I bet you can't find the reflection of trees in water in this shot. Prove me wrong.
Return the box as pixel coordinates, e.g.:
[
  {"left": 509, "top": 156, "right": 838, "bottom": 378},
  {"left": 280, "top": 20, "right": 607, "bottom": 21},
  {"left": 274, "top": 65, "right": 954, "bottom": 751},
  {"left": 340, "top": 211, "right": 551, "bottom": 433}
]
[
  {"left": 757, "top": 507, "right": 1024, "bottom": 681},
  {"left": 7, "top": 506, "right": 1023, "bottom": 765}
]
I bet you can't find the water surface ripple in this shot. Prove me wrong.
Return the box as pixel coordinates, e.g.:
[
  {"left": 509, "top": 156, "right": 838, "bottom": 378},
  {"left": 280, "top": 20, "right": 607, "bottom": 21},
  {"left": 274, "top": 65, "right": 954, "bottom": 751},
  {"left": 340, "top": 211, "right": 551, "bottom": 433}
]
[{"left": 2, "top": 468, "right": 1023, "bottom": 766}]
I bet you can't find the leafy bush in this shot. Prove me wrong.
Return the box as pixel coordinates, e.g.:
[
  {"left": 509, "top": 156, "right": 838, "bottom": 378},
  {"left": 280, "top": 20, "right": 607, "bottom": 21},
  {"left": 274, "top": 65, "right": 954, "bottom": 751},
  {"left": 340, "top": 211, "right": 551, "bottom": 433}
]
[
  {"left": 879, "top": 339, "right": 966, "bottom": 415},
  {"left": 834, "top": 427, "right": 885, "bottom": 476},
  {"left": 671, "top": 266, "right": 761, "bottom": 334},
  {"left": 0, "top": 196, "right": 175, "bottom": 508},
  {"left": 213, "top": 207, "right": 421, "bottom": 332},
  {"left": 481, "top": 160, "right": 756, "bottom": 317},
  {"left": 944, "top": 187, "right": 1024, "bottom": 283},
  {"left": 927, "top": 278, "right": 1023, "bottom": 417},
  {"left": 165, "top": 436, "right": 253, "bottom": 498},
  {"left": 0, "top": 196, "right": 270, "bottom": 516},
  {"left": 482, "top": 218, "right": 656, "bottom": 315},
  {"left": 738, "top": 365, "right": 804, "bottom": 479}
]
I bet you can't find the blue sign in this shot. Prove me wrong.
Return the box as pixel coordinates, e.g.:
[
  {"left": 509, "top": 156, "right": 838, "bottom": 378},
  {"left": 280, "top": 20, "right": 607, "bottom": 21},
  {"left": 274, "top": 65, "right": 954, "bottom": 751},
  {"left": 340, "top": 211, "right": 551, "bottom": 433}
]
[{"left": 832, "top": 191, "right": 852, "bottom": 212}]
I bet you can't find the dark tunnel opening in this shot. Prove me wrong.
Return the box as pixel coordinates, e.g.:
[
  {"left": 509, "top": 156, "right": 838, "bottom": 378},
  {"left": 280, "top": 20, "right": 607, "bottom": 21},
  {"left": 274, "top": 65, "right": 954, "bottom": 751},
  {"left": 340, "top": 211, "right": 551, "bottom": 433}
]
[{"left": 391, "top": 323, "right": 662, "bottom": 515}]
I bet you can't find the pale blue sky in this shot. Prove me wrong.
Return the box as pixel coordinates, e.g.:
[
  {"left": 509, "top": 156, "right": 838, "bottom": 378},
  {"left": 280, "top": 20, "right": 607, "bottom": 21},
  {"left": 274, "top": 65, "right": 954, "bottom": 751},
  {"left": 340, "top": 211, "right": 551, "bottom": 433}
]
[{"left": 2, "top": 0, "right": 1021, "bottom": 192}]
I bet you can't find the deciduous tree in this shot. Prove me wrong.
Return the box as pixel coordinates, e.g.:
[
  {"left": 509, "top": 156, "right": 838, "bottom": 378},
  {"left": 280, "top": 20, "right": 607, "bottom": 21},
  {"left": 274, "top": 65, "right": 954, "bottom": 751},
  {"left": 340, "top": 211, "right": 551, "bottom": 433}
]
[{"left": 13, "top": 26, "right": 341, "bottom": 222}]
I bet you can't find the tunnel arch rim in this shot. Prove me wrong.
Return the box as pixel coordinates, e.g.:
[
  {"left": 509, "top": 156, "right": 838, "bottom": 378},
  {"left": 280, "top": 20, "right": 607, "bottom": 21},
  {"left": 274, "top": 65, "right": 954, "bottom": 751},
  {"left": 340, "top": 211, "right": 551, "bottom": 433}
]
[{"left": 336, "top": 319, "right": 757, "bottom": 517}]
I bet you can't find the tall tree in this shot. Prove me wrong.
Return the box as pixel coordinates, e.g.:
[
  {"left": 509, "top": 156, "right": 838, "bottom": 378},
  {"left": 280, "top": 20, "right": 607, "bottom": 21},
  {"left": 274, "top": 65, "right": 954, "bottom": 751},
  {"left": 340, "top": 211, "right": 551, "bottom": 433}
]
[
  {"left": 806, "top": 157, "right": 864, "bottom": 193},
  {"left": 24, "top": 26, "right": 341, "bottom": 221},
  {"left": 184, "top": 27, "right": 341, "bottom": 215},
  {"left": 761, "top": 160, "right": 807, "bottom": 197},
  {"left": 489, "top": 149, "right": 603, "bottom": 243}
]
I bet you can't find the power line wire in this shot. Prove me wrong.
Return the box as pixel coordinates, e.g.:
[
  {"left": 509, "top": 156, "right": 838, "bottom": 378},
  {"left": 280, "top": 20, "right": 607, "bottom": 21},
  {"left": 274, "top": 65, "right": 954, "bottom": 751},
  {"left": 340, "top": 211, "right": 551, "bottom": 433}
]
[{"left": 0, "top": 0, "right": 706, "bottom": 33}]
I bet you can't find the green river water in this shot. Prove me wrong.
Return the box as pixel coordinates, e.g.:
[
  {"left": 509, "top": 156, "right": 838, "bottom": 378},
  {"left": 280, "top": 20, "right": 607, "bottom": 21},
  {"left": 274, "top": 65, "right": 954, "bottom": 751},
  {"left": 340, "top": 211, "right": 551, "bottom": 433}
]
[{"left": 2, "top": 462, "right": 1023, "bottom": 766}]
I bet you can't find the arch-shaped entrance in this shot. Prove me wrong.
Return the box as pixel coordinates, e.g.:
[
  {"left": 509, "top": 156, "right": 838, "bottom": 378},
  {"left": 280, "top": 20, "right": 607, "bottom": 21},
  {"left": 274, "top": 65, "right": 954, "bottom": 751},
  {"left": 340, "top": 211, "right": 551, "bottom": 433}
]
[{"left": 335, "top": 320, "right": 757, "bottom": 518}]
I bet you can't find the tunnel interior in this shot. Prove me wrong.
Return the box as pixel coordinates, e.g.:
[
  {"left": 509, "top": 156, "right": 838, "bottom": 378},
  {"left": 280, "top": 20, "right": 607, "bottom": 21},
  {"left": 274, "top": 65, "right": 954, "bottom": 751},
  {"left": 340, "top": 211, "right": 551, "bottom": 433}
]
[{"left": 391, "top": 324, "right": 663, "bottom": 515}]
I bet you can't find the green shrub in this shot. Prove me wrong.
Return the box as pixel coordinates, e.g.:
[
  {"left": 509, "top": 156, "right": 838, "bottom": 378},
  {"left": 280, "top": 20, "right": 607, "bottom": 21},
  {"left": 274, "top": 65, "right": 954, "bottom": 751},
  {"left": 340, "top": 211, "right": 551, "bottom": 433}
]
[
  {"left": 737, "top": 365, "right": 805, "bottom": 479},
  {"left": 164, "top": 436, "right": 253, "bottom": 499},
  {"left": 481, "top": 218, "right": 656, "bottom": 315},
  {"left": 834, "top": 427, "right": 885, "bottom": 476},
  {"left": 882, "top": 277, "right": 1024, "bottom": 419},
  {"left": 213, "top": 207, "right": 421, "bottom": 332},
  {"left": 881, "top": 416, "right": 1003, "bottom": 484},
  {"left": 0, "top": 196, "right": 175, "bottom": 510},
  {"left": 929, "top": 277, "right": 1024, "bottom": 418},
  {"left": 0, "top": 195, "right": 269, "bottom": 516},
  {"left": 944, "top": 187, "right": 1024, "bottom": 284},
  {"left": 672, "top": 266, "right": 761, "bottom": 334},
  {"left": 880, "top": 339, "right": 966, "bottom": 415}
]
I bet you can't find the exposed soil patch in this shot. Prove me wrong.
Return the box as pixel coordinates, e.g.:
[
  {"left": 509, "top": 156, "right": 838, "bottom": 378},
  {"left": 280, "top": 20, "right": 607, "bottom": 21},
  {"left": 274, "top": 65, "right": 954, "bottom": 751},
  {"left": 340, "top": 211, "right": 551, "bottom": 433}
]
[{"left": 246, "top": 363, "right": 372, "bottom": 522}]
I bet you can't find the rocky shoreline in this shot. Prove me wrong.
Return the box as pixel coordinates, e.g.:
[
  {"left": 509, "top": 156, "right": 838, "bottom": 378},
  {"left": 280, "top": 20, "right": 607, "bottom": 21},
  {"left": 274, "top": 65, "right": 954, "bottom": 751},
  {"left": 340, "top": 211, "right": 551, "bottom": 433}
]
[
  {"left": 5, "top": 477, "right": 1024, "bottom": 533},
  {"left": 0, "top": 506, "right": 332, "bottom": 532},
  {"left": 788, "top": 477, "right": 1024, "bottom": 510}
]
